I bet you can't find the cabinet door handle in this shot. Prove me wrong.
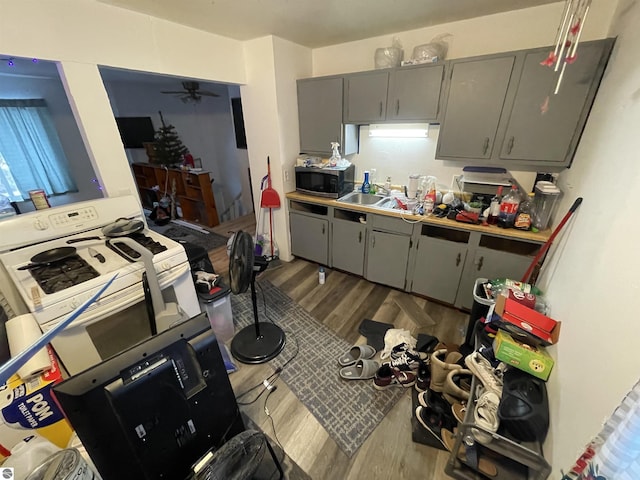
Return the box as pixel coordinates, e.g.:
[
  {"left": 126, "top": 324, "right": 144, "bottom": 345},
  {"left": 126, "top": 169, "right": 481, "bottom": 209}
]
[
  {"left": 358, "top": 231, "right": 362, "bottom": 243},
  {"left": 322, "top": 224, "right": 325, "bottom": 235},
  {"left": 476, "top": 256, "right": 484, "bottom": 271},
  {"left": 507, "top": 136, "right": 515, "bottom": 155},
  {"left": 379, "top": 101, "right": 383, "bottom": 118},
  {"left": 456, "top": 253, "right": 461, "bottom": 267},
  {"left": 396, "top": 99, "right": 400, "bottom": 115},
  {"left": 482, "top": 137, "right": 490, "bottom": 155},
  {"left": 372, "top": 235, "right": 376, "bottom": 248}
]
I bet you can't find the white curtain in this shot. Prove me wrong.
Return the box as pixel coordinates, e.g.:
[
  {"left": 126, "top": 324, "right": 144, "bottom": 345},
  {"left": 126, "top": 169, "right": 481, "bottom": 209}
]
[{"left": 0, "top": 99, "right": 77, "bottom": 199}]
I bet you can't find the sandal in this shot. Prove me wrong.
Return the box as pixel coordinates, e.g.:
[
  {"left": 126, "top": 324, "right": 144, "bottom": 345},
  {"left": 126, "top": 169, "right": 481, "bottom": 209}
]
[
  {"left": 339, "top": 359, "right": 380, "bottom": 380},
  {"left": 441, "top": 429, "right": 498, "bottom": 477},
  {"left": 338, "top": 344, "right": 376, "bottom": 367}
]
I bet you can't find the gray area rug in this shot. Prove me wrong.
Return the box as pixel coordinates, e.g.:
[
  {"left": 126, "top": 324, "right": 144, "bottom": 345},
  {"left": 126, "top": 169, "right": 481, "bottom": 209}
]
[
  {"left": 158, "top": 224, "right": 228, "bottom": 251},
  {"left": 231, "top": 279, "right": 405, "bottom": 457}
]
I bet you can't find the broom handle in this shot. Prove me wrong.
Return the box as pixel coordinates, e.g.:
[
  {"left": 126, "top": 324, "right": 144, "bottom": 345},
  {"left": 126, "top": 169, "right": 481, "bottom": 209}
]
[{"left": 521, "top": 197, "right": 583, "bottom": 284}]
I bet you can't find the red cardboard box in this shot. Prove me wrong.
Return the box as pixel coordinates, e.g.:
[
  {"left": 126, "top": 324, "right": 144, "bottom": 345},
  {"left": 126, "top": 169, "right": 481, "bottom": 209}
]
[{"left": 494, "top": 295, "right": 561, "bottom": 345}]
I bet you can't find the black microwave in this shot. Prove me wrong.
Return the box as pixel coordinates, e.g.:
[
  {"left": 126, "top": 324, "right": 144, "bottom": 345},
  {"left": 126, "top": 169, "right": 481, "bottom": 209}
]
[{"left": 295, "top": 165, "right": 355, "bottom": 199}]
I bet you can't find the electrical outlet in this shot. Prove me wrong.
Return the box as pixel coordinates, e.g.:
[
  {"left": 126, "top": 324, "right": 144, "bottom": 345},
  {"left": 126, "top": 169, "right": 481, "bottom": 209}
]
[{"left": 284, "top": 170, "right": 290, "bottom": 182}]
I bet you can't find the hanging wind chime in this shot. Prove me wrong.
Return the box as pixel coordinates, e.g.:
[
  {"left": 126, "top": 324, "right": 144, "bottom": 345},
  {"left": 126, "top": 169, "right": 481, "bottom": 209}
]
[{"left": 541, "top": 0, "right": 592, "bottom": 96}]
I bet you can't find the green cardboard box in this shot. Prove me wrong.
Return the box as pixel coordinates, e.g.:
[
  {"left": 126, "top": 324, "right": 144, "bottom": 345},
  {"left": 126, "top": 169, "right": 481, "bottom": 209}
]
[{"left": 493, "top": 329, "right": 555, "bottom": 381}]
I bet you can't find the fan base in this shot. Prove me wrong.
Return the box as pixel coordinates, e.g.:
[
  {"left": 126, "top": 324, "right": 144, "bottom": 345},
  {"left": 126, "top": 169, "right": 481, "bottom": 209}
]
[{"left": 230, "top": 322, "right": 286, "bottom": 364}]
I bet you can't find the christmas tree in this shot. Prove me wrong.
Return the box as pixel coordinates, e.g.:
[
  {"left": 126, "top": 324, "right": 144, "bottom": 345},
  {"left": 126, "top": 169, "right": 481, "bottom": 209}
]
[{"left": 153, "top": 111, "right": 189, "bottom": 165}]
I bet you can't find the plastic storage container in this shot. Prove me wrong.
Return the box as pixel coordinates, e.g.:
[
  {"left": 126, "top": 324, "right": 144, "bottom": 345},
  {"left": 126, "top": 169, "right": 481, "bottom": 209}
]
[
  {"left": 199, "top": 284, "right": 233, "bottom": 343},
  {"left": 532, "top": 181, "right": 561, "bottom": 231}
]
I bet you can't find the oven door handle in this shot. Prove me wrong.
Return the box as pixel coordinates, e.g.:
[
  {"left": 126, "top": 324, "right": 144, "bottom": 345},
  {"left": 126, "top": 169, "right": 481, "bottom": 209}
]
[{"left": 59, "top": 264, "right": 193, "bottom": 330}]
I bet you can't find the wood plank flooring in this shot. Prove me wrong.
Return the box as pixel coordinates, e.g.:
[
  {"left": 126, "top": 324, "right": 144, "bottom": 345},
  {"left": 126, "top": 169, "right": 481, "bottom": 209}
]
[{"left": 206, "top": 214, "right": 468, "bottom": 479}]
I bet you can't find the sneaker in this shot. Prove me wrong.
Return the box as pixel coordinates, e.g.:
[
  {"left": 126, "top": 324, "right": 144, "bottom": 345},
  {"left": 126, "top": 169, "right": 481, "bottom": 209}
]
[
  {"left": 415, "top": 362, "right": 430, "bottom": 392},
  {"left": 386, "top": 352, "right": 423, "bottom": 372},
  {"left": 464, "top": 352, "right": 504, "bottom": 397},
  {"left": 390, "top": 343, "right": 429, "bottom": 361},
  {"left": 472, "top": 387, "right": 500, "bottom": 445},
  {"left": 415, "top": 406, "right": 456, "bottom": 449},
  {"left": 373, "top": 364, "right": 416, "bottom": 390}
]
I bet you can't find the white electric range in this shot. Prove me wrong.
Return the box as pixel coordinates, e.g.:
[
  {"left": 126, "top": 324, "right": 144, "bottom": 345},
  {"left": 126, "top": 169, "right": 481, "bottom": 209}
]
[{"left": 0, "top": 195, "right": 201, "bottom": 374}]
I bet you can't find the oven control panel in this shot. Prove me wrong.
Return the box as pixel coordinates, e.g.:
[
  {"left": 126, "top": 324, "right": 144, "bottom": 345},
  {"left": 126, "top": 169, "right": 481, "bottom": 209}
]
[{"left": 49, "top": 207, "right": 99, "bottom": 229}]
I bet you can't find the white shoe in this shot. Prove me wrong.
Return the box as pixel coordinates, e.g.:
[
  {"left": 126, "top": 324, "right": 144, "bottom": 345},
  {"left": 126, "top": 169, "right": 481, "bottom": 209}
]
[
  {"left": 472, "top": 387, "right": 500, "bottom": 445},
  {"left": 464, "top": 352, "right": 503, "bottom": 397}
]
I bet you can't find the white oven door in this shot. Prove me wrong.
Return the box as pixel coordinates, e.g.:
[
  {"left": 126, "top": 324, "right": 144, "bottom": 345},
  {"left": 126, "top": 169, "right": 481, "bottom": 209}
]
[{"left": 45, "top": 264, "right": 201, "bottom": 375}]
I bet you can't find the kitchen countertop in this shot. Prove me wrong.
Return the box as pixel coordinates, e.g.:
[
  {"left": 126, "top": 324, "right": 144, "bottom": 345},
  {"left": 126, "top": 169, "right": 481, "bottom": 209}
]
[{"left": 286, "top": 191, "right": 552, "bottom": 244}]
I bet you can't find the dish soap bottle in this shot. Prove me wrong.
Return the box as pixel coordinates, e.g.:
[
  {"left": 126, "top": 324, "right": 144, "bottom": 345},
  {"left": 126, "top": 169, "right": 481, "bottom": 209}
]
[{"left": 361, "top": 170, "right": 371, "bottom": 194}]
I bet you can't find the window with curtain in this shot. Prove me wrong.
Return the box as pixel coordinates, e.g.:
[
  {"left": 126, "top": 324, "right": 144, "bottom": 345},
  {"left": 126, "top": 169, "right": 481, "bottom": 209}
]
[{"left": 0, "top": 99, "right": 77, "bottom": 201}]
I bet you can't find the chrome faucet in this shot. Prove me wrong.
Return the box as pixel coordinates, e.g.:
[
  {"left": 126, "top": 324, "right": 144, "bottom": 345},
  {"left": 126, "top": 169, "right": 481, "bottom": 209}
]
[{"left": 373, "top": 184, "right": 392, "bottom": 195}]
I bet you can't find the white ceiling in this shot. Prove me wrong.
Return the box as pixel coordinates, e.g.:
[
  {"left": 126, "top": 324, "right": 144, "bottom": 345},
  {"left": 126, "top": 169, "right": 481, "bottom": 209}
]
[{"left": 97, "top": 0, "right": 562, "bottom": 48}]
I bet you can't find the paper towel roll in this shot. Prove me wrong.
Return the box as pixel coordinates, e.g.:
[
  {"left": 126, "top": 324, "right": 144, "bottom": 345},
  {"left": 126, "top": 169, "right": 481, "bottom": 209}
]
[{"left": 6, "top": 314, "right": 51, "bottom": 380}]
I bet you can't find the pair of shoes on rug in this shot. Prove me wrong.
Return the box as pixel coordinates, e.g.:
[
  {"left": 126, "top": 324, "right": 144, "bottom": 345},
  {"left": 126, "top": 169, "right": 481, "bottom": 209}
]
[
  {"left": 373, "top": 364, "right": 416, "bottom": 389},
  {"left": 385, "top": 342, "right": 429, "bottom": 372},
  {"left": 339, "top": 344, "right": 379, "bottom": 380},
  {"left": 441, "top": 428, "right": 498, "bottom": 477}
]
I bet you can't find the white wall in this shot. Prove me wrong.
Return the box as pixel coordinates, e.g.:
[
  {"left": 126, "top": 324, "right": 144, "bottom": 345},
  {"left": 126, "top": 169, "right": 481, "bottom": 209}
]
[
  {"left": 240, "top": 37, "right": 311, "bottom": 260},
  {"left": 0, "top": 67, "right": 102, "bottom": 210},
  {"left": 536, "top": 0, "right": 640, "bottom": 474}
]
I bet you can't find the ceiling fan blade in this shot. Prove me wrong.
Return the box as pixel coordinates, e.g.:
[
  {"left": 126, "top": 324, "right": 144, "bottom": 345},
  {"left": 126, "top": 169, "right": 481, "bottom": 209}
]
[
  {"left": 199, "top": 92, "right": 220, "bottom": 97},
  {"left": 160, "top": 90, "right": 187, "bottom": 94}
]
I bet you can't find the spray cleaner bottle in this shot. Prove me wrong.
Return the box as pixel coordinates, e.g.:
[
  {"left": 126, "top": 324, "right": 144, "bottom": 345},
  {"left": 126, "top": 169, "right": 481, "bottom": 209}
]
[{"left": 329, "top": 142, "right": 341, "bottom": 167}]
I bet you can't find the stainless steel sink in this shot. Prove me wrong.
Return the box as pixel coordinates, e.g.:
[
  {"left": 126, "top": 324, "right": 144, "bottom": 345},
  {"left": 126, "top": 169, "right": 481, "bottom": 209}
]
[{"left": 337, "top": 192, "right": 387, "bottom": 206}]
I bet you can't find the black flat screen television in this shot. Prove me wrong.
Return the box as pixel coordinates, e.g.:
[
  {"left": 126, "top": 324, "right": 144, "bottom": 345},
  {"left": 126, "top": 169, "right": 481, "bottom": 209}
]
[
  {"left": 115, "top": 116, "right": 156, "bottom": 149},
  {"left": 52, "top": 313, "right": 245, "bottom": 480}
]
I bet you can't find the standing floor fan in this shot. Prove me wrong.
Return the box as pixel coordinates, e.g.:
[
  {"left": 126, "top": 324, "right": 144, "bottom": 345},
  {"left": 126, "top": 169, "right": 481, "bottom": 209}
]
[{"left": 229, "top": 231, "right": 285, "bottom": 364}]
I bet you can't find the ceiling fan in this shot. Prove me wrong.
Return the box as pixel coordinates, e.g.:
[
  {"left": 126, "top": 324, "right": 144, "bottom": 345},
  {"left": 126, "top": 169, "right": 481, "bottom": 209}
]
[{"left": 161, "top": 81, "right": 219, "bottom": 103}]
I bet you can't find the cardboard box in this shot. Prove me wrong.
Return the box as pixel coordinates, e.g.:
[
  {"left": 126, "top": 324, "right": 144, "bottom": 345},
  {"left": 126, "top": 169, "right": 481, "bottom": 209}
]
[
  {"left": 493, "top": 329, "right": 555, "bottom": 381},
  {"left": 495, "top": 294, "right": 561, "bottom": 345},
  {"left": 0, "top": 346, "right": 74, "bottom": 450}
]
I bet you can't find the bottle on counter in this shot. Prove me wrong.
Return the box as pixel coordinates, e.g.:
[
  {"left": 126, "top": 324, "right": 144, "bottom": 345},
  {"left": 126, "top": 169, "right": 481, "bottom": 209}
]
[
  {"left": 514, "top": 193, "right": 535, "bottom": 230},
  {"left": 385, "top": 176, "right": 392, "bottom": 192},
  {"left": 361, "top": 171, "right": 371, "bottom": 194},
  {"left": 497, "top": 184, "right": 520, "bottom": 228}
]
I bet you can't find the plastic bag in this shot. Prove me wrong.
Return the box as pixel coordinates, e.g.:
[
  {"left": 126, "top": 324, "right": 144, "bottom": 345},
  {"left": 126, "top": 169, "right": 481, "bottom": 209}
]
[
  {"left": 412, "top": 33, "right": 452, "bottom": 63},
  {"left": 374, "top": 37, "right": 404, "bottom": 69}
]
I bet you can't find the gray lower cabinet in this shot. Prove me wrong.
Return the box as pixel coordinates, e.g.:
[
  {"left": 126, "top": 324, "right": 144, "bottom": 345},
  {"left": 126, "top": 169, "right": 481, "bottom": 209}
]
[
  {"left": 411, "top": 226, "right": 470, "bottom": 304},
  {"left": 297, "top": 76, "right": 357, "bottom": 156},
  {"left": 456, "top": 238, "right": 539, "bottom": 310},
  {"left": 331, "top": 217, "right": 366, "bottom": 276},
  {"left": 436, "top": 55, "right": 516, "bottom": 160},
  {"left": 289, "top": 212, "right": 329, "bottom": 265},
  {"left": 366, "top": 230, "right": 411, "bottom": 290}
]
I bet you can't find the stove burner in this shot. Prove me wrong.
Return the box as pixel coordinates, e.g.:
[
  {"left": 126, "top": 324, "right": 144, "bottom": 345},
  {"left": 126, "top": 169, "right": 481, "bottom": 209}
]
[
  {"left": 108, "top": 233, "right": 168, "bottom": 262},
  {"left": 29, "top": 255, "right": 100, "bottom": 294}
]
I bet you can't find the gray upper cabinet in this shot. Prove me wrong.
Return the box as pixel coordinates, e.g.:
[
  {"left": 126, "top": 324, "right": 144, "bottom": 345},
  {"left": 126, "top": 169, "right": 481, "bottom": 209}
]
[
  {"left": 498, "top": 41, "right": 611, "bottom": 165},
  {"left": 386, "top": 64, "right": 445, "bottom": 122},
  {"left": 344, "top": 71, "right": 390, "bottom": 124},
  {"left": 297, "top": 76, "right": 357, "bottom": 156},
  {"left": 436, "top": 38, "right": 614, "bottom": 169},
  {"left": 436, "top": 55, "right": 516, "bottom": 160}
]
